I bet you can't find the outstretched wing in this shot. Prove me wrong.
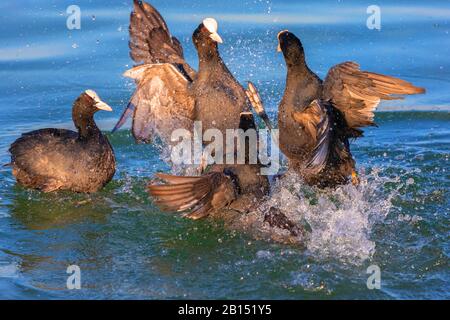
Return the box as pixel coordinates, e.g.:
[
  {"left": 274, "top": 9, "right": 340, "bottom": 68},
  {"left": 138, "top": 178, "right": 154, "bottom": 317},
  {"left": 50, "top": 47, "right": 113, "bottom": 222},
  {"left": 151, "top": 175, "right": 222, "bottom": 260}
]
[
  {"left": 148, "top": 172, "right": 237, "bottom": 220},
  {"left": 113, "top": 64, "right": 195, "bottom": 144},
  {"left": 129, "top": 0, "right": 195, "bottom": 79},
  {"left": 323, "top": 62, "right": 425, "bottom": 128},
  {"left": 113, "top": 1, "right": 198, "bottom": 142}
]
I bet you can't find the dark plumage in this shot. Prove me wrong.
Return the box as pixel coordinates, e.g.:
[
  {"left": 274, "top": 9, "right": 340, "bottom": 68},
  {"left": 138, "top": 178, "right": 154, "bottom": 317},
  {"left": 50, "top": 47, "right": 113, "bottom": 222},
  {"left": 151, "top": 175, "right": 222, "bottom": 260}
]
[
  {"left": 9, "top": 90, "right": 116, "bottom": 193},
  {"left": 247, "top": 30, "right": 425, "bottom": 188},
  {"left": 148, "top": 113, "right": 270, "bottom": 220},
  {"left": 148, "top": 113, "right": 309, "bottom": 244},
  {"left": 113, "top": 0, "right": 252, "bottom": 146}
]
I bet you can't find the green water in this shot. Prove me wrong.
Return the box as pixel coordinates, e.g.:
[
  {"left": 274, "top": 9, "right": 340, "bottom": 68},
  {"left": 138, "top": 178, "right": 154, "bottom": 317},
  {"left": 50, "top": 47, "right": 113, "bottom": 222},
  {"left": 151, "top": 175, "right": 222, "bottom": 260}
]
[{"left": 0, "top": 112, "right": 448, "bottom": 299}]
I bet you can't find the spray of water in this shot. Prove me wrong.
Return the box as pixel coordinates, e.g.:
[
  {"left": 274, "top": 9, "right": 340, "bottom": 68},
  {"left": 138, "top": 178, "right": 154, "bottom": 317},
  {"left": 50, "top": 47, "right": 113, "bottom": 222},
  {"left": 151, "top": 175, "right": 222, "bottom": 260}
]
[{"left": 253, "top": 168, "right": 400, "bottom": 264}]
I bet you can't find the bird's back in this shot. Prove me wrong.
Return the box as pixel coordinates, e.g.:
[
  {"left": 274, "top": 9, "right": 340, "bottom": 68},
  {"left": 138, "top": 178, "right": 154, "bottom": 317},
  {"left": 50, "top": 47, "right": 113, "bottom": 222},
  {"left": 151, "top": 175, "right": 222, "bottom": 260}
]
[{"left": 10, "top": 128, "right": 115, "bottom": 192}]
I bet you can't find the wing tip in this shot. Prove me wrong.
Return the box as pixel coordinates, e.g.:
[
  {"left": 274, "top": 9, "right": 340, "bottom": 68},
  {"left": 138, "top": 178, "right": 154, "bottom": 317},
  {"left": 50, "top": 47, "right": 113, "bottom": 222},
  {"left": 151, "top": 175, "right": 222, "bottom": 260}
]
[
  {"left": 245, "top": 82, "right": 273, "bottom": 129},
  {"left": 123, "top": 65, "right": 148, "bottom": 80},
  {"left": 414, "top": 86, "right": 426, "bottom": 95},
  {"left": 112, "top": 101, "right": 135, "bottom": 133},
  {"left": 148, "top": 173, "right": 215, "bottom": 219}
]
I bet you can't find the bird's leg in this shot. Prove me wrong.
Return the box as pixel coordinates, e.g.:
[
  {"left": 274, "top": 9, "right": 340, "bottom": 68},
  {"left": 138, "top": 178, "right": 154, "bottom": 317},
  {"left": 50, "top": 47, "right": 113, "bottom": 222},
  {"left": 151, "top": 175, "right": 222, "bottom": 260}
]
[
  {"left": 74, "top": 198, "right": 92, "bottom": 207},
  {"left": 245, "top": 82, "right": 273, "bottom": 130},
  {"left": 351, "top": 170, "right": 360, "bottom": 186},
  {"left": 196, "top": 151, "right": 209, "bottom": 175},
  {"left": 182, "top": 210, "right": 209, "bottom": 220},
  {"left": 264, "top": 207, "right": 306, "bottom": 238}
]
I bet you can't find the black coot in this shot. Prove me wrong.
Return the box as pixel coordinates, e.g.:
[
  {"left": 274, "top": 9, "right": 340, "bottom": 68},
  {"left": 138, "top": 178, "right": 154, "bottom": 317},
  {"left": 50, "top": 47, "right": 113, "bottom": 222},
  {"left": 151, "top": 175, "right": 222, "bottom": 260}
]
[
  {"left": 9, "top": 90, "right": 116, "bottom": 193},
  {"left": 113, "top": 0, "right": 253, "bottom": 148},
  {"left": 247, "top": 30, "right": 425, "bottom": 188}
]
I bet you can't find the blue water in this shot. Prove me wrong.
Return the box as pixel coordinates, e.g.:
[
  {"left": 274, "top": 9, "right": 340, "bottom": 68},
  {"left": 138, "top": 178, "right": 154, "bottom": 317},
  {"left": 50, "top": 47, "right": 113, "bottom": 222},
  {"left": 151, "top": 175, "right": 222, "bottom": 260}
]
[{"left": 0, "top": 0, "right": 448, "bottom": 299}]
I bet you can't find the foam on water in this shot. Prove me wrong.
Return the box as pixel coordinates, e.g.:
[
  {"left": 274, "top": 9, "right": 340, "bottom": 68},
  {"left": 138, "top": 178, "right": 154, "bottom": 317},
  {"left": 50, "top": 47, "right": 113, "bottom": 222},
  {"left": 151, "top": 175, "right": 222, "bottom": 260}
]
[{"left": 257, "top": 168, "right": 400, "bottom": 264}]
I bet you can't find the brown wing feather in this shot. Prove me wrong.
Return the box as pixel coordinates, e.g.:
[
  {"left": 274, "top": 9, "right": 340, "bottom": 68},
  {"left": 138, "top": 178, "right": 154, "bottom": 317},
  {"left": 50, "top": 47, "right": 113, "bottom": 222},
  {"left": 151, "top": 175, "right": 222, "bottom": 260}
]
[
  {"left": 148, "top": 172, "right": 237, "bottom": 220},
  {"left": 245, "top": 82, "right": 273, "bottom": 130},
  {"left": 291, "top": 99, "right": 323, "bottom": 140},
  {"left": 113, "top": 64, "right": 195, "bottom": 144},
  {"left": 129, "top": 0, "right": 195, "bottom": 78},
  {"left": 130, "top": 0, "right": 180, "bottom": 64},
  {"left": 292, "top": 100, "right": 356, "bottom": 175},
  {"left": 323, "top": 62, "right": 425, "bottom": 128}
]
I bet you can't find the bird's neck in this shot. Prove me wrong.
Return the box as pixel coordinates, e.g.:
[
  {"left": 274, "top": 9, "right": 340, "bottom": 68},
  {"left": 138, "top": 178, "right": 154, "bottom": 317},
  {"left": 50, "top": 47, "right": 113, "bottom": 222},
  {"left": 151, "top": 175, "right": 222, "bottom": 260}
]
[
  {"left": 76, "top": 117, "right": 101, "bottom": 140},
  {"left": 197, "top": 44, "right": 224, "bottom": 71},
  {"left": 286, "top": 58, "right": 312, "bottom": 80},
  {"left": 72, "top": 102, "right": 101, "bottom": 140},
  {"left": 284, "top": 61, "right": 321, "bottom": 112}
]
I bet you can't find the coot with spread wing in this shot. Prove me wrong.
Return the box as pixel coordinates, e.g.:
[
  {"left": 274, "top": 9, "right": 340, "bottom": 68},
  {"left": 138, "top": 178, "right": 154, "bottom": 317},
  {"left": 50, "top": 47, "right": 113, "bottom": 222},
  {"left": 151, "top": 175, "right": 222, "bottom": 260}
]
[
  {"left": 113, "top": 1, "right": 253, "bottom": 148},
  {"left": 247, "top": 30, "right": 425, "bottom": 188}
]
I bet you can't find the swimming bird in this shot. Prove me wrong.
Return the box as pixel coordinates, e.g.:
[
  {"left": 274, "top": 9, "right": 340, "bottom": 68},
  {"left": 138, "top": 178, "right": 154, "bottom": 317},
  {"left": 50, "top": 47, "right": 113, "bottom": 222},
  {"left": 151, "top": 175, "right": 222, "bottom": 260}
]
[
  {"left": 246, "top": 30, "right": 425, "bottom": 188},
  {"left": 113, "top": 0, "right": 252, "bottom": 148},
  {"left": 9, "top": 90, "right": 116, "bottom": 193}
]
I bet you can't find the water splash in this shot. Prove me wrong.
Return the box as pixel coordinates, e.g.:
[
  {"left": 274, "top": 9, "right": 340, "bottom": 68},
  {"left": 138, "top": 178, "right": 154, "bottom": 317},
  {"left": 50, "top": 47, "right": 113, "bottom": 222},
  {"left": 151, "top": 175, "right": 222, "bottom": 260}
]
[{"left": 257, "top": 168, "right": 400, "bottom": 264}]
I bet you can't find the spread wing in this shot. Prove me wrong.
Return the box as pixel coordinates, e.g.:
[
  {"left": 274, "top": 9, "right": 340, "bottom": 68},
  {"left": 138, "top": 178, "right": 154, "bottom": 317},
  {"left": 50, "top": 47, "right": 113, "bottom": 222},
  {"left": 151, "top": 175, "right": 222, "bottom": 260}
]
[
  {"left": 148, "top": 172, "right": 237, "bottom": 220},
  {"left": 129, "top": 0, "right": 195, "bottom": 79},
  {"left": 113, "top": 64, "right": 195, "bottom": 144},
  {"left": 113, "top": 1, "right": 197, "bottom": 142},
  {"left": 323, "top": 62, "right": 425, "bottom": 128}
]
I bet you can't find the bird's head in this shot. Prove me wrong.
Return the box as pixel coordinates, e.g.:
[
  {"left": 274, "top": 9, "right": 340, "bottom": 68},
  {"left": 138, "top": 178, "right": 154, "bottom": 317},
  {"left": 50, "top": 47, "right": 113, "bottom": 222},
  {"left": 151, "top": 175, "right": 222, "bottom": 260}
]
[
  {"left": 193, "top": 18, "right": 223, "bottom": 52},
  {"left": 72, "top": 90, "right": 113, "bottom": 136},
  {"left": 75, "top": 90, "right": 113, "bottom": 116},
  {"left": 277, "top": 30, "right": 305, "bottom": 67}
]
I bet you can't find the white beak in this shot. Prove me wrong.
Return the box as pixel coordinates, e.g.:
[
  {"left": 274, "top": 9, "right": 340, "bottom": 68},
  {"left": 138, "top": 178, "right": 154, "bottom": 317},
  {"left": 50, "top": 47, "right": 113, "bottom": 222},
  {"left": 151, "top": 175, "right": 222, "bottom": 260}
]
[
  {"left": 203, "top": 18, "right": 223, "bottom": 44},
  {"left": 210, "top": 32, "right": 223, "bottom": 44},
  {"left": 95, "top": 101, "right": 113, "bottom": 112},
  {"left": 85, "top": 90, "right": 113, "bottom": 112}
]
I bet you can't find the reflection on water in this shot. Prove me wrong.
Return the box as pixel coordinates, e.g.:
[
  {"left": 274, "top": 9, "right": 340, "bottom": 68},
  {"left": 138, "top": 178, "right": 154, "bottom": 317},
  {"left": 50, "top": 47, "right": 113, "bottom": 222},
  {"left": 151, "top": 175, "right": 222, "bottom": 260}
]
[{"left": 10, "top": 190, "right": 112, "bottom": 230}]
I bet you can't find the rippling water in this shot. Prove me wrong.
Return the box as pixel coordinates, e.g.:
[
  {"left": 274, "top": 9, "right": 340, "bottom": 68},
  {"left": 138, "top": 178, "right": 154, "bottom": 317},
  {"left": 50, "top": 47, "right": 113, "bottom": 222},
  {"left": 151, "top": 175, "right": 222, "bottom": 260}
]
[{"left": 0, "top": 0, "right": 449, "bottom": 299}]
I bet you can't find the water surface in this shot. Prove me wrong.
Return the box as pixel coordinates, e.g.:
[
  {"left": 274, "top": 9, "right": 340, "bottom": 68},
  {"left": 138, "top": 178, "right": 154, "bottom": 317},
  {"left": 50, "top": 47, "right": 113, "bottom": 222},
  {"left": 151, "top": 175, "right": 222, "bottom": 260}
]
[{"left": 0, "top": 0, "right": 448, "bottom": 299}]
